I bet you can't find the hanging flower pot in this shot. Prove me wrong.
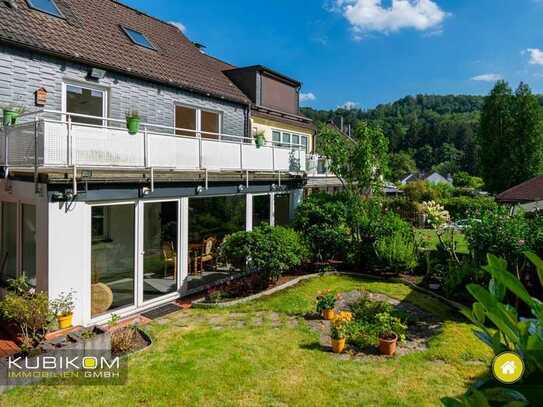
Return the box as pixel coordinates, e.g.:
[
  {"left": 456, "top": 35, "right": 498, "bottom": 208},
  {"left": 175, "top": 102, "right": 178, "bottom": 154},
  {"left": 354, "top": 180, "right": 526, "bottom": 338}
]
[
  {"left": 254, "top": 132, "right": 265, "bottom": 149},
  {"left": 2, "top": 109, "right": 19, "bottom": 127},
  {"left": 126, "top": 110, "right": 141, "bottom": 135}
]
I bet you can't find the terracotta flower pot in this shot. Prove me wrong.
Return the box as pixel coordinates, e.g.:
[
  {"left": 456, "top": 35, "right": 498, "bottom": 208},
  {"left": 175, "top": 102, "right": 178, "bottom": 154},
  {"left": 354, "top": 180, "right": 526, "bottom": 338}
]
[
  {"left": 379, "top": 333, "right": 398, "bottom": 356},
  {"left": 57, "top": 313, "right": 73, "bottom": 330},
  {"left": 331, "top": 337, "right": 346, "bottom": 353},
  {"left": 322, "top": 308, "right": 335, "bottom": 320}
]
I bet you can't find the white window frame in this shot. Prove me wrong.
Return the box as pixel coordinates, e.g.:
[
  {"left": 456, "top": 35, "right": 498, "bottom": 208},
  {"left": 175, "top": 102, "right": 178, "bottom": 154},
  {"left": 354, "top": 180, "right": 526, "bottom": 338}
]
[{"left": 61, "top": 81, "right": 109, "bottom": 126}]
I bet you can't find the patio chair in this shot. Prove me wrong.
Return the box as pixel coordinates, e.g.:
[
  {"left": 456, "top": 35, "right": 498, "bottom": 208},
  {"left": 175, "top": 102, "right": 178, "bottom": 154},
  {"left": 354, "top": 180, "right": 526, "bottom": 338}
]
[
  {"left": 162, "top": 241, "right": 177, "bottom": 278},
  {"left": 191, "top": 236, "right": 217, "bottom": 274}
]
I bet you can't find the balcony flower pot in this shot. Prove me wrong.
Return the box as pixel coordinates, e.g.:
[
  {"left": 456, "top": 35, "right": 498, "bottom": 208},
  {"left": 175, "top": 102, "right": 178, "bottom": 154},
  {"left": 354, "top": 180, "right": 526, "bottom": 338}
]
[
  {"left": 254, "top": 133, "right": 265, "bottom": 149},
  {"left": 378, "top": 333, "right": 398, "bottom": 356},
  {"left": 331, "top": 337, "right": 346, "bottom": 353},
  {"left": 57, "top": 313, "right": 74, "bottom": 330},
  {"left": 322, "top": 308, "right": 335, "bottom": 321},
  {"left": 2, "top": 109, "right": 19, "bottom": 126},
  {"left": 126, "top": 117, "right": 141, "bottom": 135}
]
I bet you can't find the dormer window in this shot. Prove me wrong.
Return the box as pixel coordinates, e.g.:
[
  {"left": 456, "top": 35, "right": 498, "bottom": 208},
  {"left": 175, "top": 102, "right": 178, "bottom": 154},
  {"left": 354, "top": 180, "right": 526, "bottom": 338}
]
[
  {"left": 26, "top": 0, "right": 63, "bottom": 18},
  {"left": 121, "top": 26, "right": 157, "bottom": 50}
]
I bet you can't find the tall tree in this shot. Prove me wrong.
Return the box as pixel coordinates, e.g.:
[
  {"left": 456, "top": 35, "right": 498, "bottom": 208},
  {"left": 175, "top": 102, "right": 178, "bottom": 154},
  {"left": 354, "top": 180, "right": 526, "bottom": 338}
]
[
  {"left": 478, "top": 81, "right": 515, "bottom": 193},
  {"left": 511, "top": 83, "right": 543, "bottom": 185}
]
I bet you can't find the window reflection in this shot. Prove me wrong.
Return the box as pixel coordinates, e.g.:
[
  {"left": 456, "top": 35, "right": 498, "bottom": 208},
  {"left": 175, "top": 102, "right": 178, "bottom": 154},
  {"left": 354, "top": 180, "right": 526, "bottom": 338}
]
[
  {"left": 274, "top": 194, "right": 290, "bottom": 226},
  {"left": 143, "top": 202, "right": 178, "bottom": 302},
  {"left": 0, "top": 203, "right": 17, "bottom": 284},
  {"left": 252, "top": 195, "right": 270, "bottom": 227},
  {"left": 21, "top": 204, "right": 37, "bottom": 286},
  {"left": 91, "top": 204, "right": 135, "bottom": 318},
  {"left": 188, "top": 196, "right": 246, "bottom": 290}
]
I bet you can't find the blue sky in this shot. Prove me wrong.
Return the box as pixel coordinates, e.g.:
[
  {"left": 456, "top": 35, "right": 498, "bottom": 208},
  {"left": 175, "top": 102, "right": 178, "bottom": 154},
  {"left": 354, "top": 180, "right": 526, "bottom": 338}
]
[{"left": 124, "top": 0, "right": 543, "bottom": 110}]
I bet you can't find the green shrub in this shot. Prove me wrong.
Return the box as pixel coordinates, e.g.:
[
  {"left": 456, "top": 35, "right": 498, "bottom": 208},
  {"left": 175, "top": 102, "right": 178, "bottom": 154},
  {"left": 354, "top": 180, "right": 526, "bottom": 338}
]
[
  {"left": 453, "top": 171, "right": 485, "bottom": 189},
  {"left": 220, "top": 225, "right": 309, "bottom": 285},
  {"left": 438, "top": 196, "right": 497, "bottom": 221},
  {"left": 293, "top": 192, "right": 352, "bottom": 262},
  {"left": 374, "top": 231, "right": 418, "bottom": 273},
  {"left": 0, "top": 278, "right": 52, "bottom": 353},
  {"left": 465, "top": 207, "right": 529, "bottom": 268},
  {"left": 402, "top": 180, "right": 453, "bottom": 202}
]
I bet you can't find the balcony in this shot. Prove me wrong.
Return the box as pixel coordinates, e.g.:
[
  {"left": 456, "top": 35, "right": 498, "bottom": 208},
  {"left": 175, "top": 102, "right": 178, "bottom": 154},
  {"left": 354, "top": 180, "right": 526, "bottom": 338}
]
[
  {"left": 0, "top": 110, "right": 306, "bottom": 174},
  {"left": 306, "top": 154, "right": 333, "bottom": 177}
]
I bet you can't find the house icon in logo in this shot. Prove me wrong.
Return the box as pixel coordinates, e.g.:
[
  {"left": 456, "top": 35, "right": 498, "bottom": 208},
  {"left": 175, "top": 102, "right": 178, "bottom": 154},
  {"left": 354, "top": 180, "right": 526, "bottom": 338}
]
[{"left": 501, "top": 361, "right": 516, "bottom": 375}]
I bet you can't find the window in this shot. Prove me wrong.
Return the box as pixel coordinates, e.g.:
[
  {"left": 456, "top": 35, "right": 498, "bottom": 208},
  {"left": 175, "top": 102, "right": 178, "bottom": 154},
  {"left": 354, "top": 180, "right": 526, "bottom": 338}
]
[
  {"left": 201, "top": 110, "right": 220, "bottom": 139},
  {"left": 175, "top": 106, "right": 197, "bottom": 137},
  {"left": 122, "top": 26, "right": 157, "bottom": 50},
  {"left": 252, "top": 195, "right": 271, "bottom": 226},
  {"left": 21, "top": 204, "right": 37, "bottom": 286},
  {"left": 274, "top": 194, "right": 290, "bottom": 226},
  {"left": 282, "top": 133, "right": 291, "bottom": 145},
  {"left": 26, "top": 0, "right": 63, "bottom": 18},
  {"left": 272, "top": 130, "right": 309, "bottom": 152},
  {"left": 301, "top": 135, "right": 309, "bottom": 153},
  {"left": 0, "top": 203, "right": 17, "bottom": 284},
  {"left": 175, "top": 105, "right": 222, "bottom": 139},
  {"left": 65, "top": 84, "right": 107, "bottom": 125},
  {"left": 91, "top": 204, "right": 135, "bottom": 318}
]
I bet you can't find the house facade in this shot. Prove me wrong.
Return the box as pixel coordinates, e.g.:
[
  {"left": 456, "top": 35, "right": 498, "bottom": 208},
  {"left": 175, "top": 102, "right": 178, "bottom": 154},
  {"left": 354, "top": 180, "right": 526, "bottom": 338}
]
[{"left": 0, "top": 0, "right": 310, "bottom": 326}]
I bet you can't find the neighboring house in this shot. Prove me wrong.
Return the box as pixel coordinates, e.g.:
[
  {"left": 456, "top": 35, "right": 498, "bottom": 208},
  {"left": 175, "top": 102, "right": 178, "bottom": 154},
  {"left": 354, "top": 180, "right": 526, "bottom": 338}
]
[
  {"left": 400, "top": 172, "right": 452, "bottom": 186},
  {"left": 496, "top": 175, "right": 543, "bottom": 212},
  {"left": 0, "top": 0, "right": 309, "bottom": 326}
]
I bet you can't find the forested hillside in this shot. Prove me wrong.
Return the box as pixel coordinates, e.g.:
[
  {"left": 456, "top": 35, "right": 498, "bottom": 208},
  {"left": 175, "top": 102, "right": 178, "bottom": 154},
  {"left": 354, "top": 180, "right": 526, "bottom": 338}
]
[{"left": 302, "top": 95, "right": 485, "bottom": 179}]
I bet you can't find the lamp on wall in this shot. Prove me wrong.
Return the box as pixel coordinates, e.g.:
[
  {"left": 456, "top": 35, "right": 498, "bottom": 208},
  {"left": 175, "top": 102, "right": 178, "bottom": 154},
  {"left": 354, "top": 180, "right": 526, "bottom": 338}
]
[
  {"left": 89, "top": 68, "right": 106, "bottom": 80},
  {"left": 195, "top": 185, "right": 204, "bottom": 194},
  {"left": 238, "top": 185, "right": 246, "bottom": 193}
]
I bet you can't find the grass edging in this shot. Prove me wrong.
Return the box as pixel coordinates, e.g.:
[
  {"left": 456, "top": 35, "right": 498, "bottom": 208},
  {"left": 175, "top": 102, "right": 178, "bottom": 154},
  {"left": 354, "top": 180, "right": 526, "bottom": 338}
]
[
  {"left": 192, "top": 270, "right": 464, "bottom": 312},
  {"left": 192, "top": 273, "right": 323, "bottom": 308},
  {"left": 338, "top": 272, "right": 465, "bottom": 311}
]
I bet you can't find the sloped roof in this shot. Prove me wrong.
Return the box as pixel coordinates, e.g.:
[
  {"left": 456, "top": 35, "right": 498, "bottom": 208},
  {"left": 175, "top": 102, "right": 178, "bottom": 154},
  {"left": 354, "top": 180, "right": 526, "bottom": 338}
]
[
  {"left": 0, "top": 0, "right": 249, "bottom": 104},
  {"left": 496, "top": 176, "right": 543, "bottom": 203}
]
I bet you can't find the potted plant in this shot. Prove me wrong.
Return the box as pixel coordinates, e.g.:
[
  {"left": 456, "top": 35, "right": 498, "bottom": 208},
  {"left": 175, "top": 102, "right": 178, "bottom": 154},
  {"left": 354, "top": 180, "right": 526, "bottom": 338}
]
[
  {"left": 2, "top": 105, "right": 25, "bottom": 127},
  {"left": 50, "top": 290, "right": 76, "bottom": 330},
  {"left": 376, "top": 312, "right": 406, "bottom": 356},
  {"left": 126, "top": 110, "right": 141, "bottom": 135},
  {"left": 316, "top": 290, "right": 337, "bottom": 320},
  {"left": 254, "top": 131, "right": 265, "bottom": 149},
  {"left": 330, "top": 311, "right": 352, "bottom": 353}
]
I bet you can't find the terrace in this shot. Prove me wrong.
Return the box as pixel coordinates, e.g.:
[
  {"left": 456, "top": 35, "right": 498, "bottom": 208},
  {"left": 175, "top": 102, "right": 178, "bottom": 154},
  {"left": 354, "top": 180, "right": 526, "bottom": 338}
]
[{"left": 0, "top": 110, "right": 306, "bottom": 182}]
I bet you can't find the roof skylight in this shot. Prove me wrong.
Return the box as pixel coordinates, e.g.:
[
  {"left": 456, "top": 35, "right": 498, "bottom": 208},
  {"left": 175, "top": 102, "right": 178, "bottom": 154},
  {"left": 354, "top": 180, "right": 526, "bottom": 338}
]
[
  {"left": 26, "top": 0, "right": 63, "bottom": 18},
  {"left": 121, "top": 26, "right": 157, "bottom": 50}
]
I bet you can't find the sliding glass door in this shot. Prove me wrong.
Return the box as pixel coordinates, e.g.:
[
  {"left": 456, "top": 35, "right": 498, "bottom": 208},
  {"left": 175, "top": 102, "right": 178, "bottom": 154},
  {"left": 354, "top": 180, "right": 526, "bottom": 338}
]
[
  {"left": 91, "top": 204, "right": 136, "bottom": 318},
  {"left": 142, "top": 201, "right": 178, "bottom": 302}
]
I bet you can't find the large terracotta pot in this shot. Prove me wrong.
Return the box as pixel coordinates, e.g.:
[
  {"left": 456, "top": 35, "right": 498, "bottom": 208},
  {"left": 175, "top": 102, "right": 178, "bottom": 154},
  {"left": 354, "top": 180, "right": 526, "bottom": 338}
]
[
  {"left": 379, "top": 333, "right": 398, "bottom": 356},
  {"left": 322, "top": 309, "right": 335, "bottom": 320},
  {"left": 331, "top": 337, "right": 346, "bottom": 353}
]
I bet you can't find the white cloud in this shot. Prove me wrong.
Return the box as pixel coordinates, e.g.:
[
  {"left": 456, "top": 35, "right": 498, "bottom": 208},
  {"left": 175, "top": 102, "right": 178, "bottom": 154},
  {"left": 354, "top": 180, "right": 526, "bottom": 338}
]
[
  {"left": 335, "top": 0, "right": 450, "bottom": 38},
  {"left": 339, "top": 101, "right": 360, "bottom": 110},
  {"left": 300, "top": 92, "right": 317, "bottom": 102},
  {"left": 169, "top": 21, "right": 187, "bottom": 33},
  {"left": 470, "top": 73, "right": 503, "bottom": 82},
  {"left": 524, "top": 48, "right": 543, "bottom": 65}
]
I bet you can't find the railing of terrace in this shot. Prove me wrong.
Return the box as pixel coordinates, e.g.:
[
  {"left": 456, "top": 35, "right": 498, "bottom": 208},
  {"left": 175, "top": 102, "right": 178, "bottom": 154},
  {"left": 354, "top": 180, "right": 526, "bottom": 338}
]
[{"left": 0, "top": 110, "right": 306, "bottom": 174}]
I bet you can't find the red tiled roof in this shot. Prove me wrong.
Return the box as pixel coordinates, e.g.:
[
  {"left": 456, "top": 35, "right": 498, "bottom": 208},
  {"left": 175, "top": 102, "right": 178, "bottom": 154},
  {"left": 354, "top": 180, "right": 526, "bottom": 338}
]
[
  {"left": 496, "top": 176, "right": 543, "bottom": 203},
  {"left": 0, "top": 0, "right": 250, "bottom": 104}
]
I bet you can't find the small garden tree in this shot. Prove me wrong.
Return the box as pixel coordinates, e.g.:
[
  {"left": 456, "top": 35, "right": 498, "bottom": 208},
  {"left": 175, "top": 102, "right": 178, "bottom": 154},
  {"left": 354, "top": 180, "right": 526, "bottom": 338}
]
[{"left": 316, "top": 121, "right": 390, "bottom": 196}]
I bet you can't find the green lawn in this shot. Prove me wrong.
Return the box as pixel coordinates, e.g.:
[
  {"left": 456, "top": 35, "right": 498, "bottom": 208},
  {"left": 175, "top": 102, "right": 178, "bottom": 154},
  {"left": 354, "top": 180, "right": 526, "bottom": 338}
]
[
  {"left": 416, "top": 228, "right": 470, "bottom": 255},
  {"left": 1, "top": 275, "right": 491, "bottom": 406}
]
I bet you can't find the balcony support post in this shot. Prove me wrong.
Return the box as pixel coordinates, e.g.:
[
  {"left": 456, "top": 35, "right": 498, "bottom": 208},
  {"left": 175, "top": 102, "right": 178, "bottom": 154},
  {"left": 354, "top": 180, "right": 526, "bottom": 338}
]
[
  {"left": 3, "top": 124, "right": 9, "bottom": 179},
  {"left": 143, "top": 126, "right": 149, "bottom": 168},
  {"left": 205, "top": 168, "right": 209, "bottom": 190}
]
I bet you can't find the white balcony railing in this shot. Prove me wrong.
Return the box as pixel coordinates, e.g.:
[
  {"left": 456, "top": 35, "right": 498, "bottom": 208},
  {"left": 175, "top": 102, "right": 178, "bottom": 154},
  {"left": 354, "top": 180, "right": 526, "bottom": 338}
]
[
  {"left": 306, "top": 154, "right": 333, "bottom": 177},
  {"left": 0, "top": 110, "right": 306, "bottom": 174}
]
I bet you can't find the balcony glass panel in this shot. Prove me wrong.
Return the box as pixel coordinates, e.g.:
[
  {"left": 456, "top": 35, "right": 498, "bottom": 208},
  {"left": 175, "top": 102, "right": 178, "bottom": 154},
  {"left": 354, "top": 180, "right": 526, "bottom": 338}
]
[
  {"left": 21, "top": 204, "right": 37, "bottom": 286},
  {"left": 274, "top": 194, "right": 290, "bottom": 226}
]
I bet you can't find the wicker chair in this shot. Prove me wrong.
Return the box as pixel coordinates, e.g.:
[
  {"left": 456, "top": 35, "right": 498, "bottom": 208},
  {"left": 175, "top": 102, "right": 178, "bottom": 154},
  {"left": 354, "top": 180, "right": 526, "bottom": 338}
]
[{"left": 162, "top": 241, "right": 177, "bottom": 278}]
